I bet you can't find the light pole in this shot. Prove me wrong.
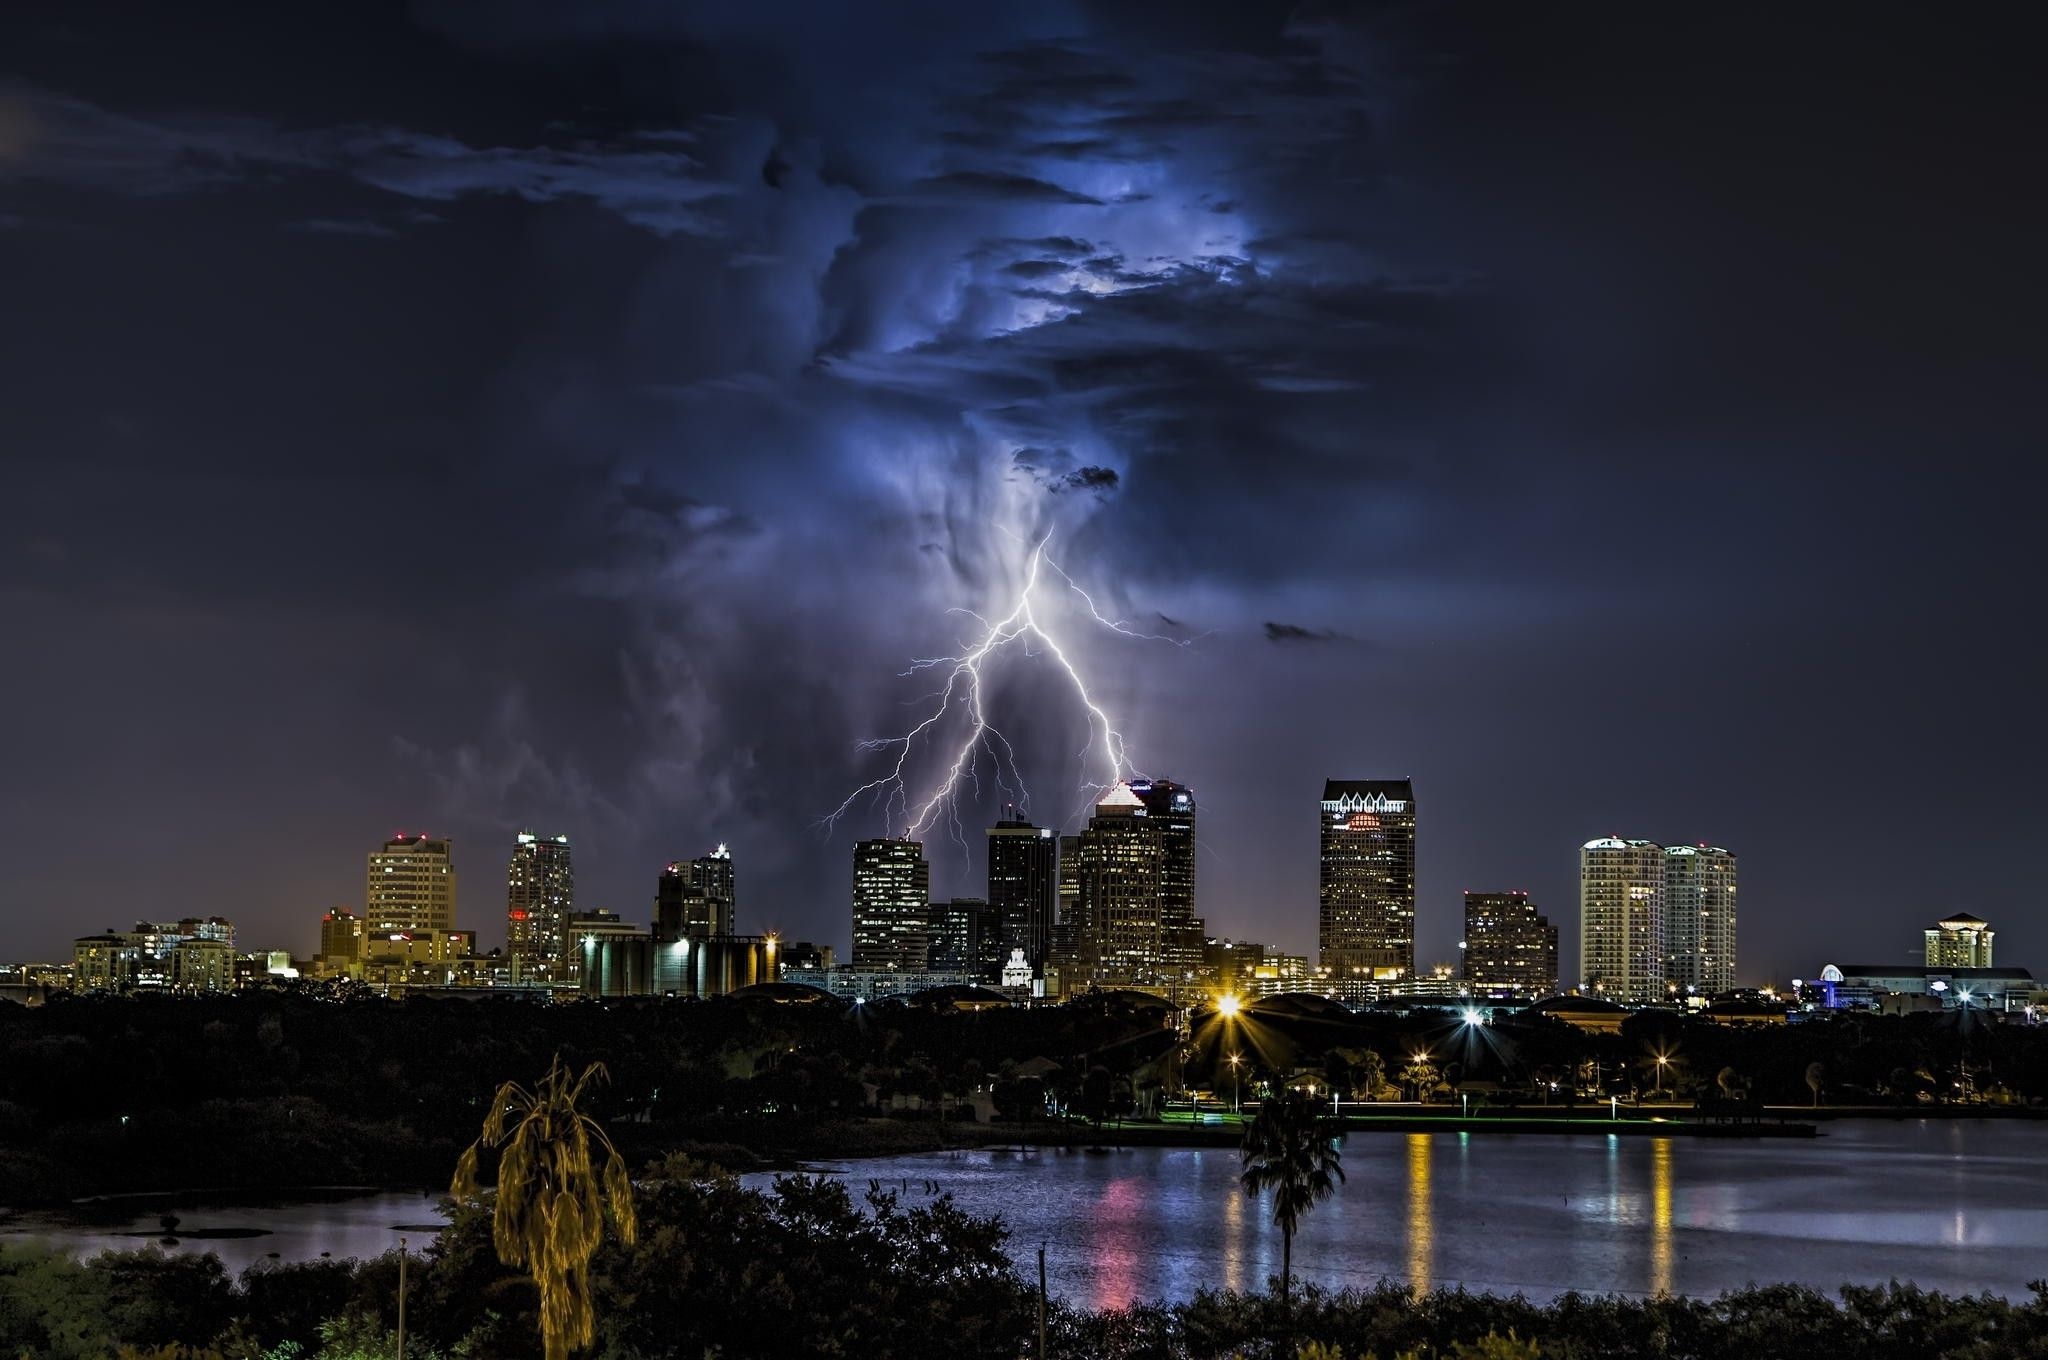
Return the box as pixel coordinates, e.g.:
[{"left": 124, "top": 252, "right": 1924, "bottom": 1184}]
[
  {"left": 1228, "top": 1052, "right": 1242, "bottom": 1115},
  {"left": 1655, "top": 1054, "right": 1668, "bottom": 1097}
]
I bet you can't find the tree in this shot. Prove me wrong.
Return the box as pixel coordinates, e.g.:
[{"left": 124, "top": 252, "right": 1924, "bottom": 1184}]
[
  {"left": 1805, "top": 1061, "right": 1826, "bottom": 1108},
  {"left": 1240, "top": 1088, "right": 1346, "bottom": 1310},
  {"left": 451, "top": 1055, "right": 637, "bottom": 1360}
]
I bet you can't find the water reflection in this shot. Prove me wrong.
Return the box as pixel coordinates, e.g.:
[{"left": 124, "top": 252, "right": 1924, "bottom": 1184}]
[
  {"left": 1090, "top": 1175, "right": 1140, "bottom": 1311},
  {"left": 1650, "top": 1138, "right": 1673, "bottom": 1295},
  {"left": 1406, "top": 1133, "right": 1433, "bottom": 1291},
  {"left": 1222, "top": 1161, "right": 1245, "bottom": 1293}
]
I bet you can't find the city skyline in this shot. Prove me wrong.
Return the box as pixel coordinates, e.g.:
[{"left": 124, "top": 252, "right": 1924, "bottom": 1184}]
[{"left": 2, "top": 5, "right": 2040, "bottom": 985}]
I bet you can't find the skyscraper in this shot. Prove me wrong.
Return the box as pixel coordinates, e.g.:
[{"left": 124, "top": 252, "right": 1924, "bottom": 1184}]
[
  {"left": 987, "top": 813, "right": 1057, "bottom": 972},
  {"left": 507, "top": 830, "right": 575, "bottom": 982},
  {"left": 1318, "top": 780, "right": 1417, "bottom": 994},
  {"left": 1462, "top": 891, "right": 1559, "bottom": 998},
  {"left": 365, "top": 834, "right": 457, "bottom": 935},
  {"left": 1131, "top": 778, "right": 1204, "bottom": 976},
  {"left": 1579, "top": 837, "right": 1665, "bottom": 1002},
  {"left": 1050, "top": 782, "right": 1170, "bottom": 990},
  {"left": 1664, "top": 844, "right": 1738, "bottom": 995},
  {"left": 655, "top": 844, "right": 736, "bottom": 941},
  {"left": 851, "top": 838, "right": 930, "bottom": 971}
]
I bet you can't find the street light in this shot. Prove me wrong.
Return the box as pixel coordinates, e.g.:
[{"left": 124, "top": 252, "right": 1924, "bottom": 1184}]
[
  {"left": 1227, "top": 1052, "right": 1243, "bottom": 1114},
  {"left": 1655, "top": 1054, "right": 1669, "bottom": 1097},
  {"left": 1217, "top": 993, "right": 1242, "bottom": 1019}
]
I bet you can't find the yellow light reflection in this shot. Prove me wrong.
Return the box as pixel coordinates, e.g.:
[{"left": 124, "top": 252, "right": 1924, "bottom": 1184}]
[
  {"left": 1223, "top": 1163, "right": 1245, "bottom": 1293},
  {"left": 1406, "top": 1132, "right": 1433, "bottom": 1293},
  {"left": 1650, "top": 1137, "right": 1673, "bottom": 1295}
]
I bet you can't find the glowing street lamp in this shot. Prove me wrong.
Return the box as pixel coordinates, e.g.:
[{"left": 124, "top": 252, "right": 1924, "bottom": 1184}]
[
  {"left": 1655, "top": 1054, "right": 1669, "bottom": 1096},
  {"left": 1227, "top": 1052, "right": 1243, "bottom": 1114},
  {"left": 1217, "top": 993, "right": 1242, "bottom": 1019}
]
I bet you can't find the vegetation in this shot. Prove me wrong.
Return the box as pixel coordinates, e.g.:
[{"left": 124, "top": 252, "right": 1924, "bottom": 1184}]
[
  {"left": 1240, "top": 1090, "right": 1346, "bottom": 1309},
  {"left": 1, "top": 990, "right": 2043, "bottom": 1209},
  {"left": 9, "top": 1196, "right": 2048, "bottom": 1359},
  {"left": 450, "top": 1057, "right": 636, "bottom": 1360}
]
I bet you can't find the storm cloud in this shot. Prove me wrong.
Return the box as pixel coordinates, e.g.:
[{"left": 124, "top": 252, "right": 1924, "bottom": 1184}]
[{"left": 0, "top": 1, "right": 2041, "bottom": 984}]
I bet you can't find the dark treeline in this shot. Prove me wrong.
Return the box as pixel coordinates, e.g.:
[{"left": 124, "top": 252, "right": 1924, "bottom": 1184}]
[
  {"left": 4, "top": 1159, "right": 2048, "bottom": 1359},
  {"left": 2, "top": 991, "right": 2043, "bottom": 1204}
]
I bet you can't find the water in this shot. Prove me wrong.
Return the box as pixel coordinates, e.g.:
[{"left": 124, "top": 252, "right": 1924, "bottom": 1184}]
[
  {"left": 0, "top": 1190, "right": 446, "bottom": 1273},
  {"left": 9, "top": 1122, "right": 2045, "bottom": 1306},
  {"left": 756, "top": 1121, "right": 2048, "bottom": 1307}
]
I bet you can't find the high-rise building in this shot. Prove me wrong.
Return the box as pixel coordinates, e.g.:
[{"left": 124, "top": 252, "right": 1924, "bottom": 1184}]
[
  {"left": 1579, "top": 837, "right": 1666, "bottom": 1003},
  {"left": 655, "top": 845, "right": 736, "bottom": 941},
  {"left": 851, "top": 838, "right": 931, "bottom": 971},
  {"left": 987, "top": 813, "right": 1057, "bottom": 972},
  {"left": 1462, "top": 891, "right": 1559, "bottom": 998},
  {"left": 1318, "top": 780, "right": 1417, "bottom": 996},
  {"left": 928, "top": 897, "right": 999, "bottom": 976},
  {"left": 1926, "top": 912, "right": 1994, "bottom": 968},
  {"left": 365, "top": 834, "right": 457, "bottom": 936},
  {"left": 1664, "top": 844, "right": 1738, "bottom": 995},
  {"left": 1131, "top": 778, "right": 1204, "bottom": 977},
  {"left": 507, "top": 831, "right": 575, "bottom": 982},
  {"left": 1050, "top": 783, "right": 1165, "bottom": 990}
]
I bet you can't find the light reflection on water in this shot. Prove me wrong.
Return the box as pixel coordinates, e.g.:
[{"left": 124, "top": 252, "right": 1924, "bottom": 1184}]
[{"left": 772, "top": 1121, "right": 2048, "bottom": 1307}]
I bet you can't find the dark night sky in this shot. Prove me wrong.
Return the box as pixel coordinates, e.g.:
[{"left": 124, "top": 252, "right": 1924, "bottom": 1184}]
[{"left": 3, "top": 2, "right": 2043, "bottom": 980}]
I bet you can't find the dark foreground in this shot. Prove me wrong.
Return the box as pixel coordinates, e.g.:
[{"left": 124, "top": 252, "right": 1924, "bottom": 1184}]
[{"left": 4, "top": 1155, "right": 2046, "bottom": 1360}]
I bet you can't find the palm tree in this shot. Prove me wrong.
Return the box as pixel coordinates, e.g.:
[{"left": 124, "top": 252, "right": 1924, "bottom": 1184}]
[
  {"left": 1240, "top": 1088, "right": 1346, "bottom": 1308},
  {"left": 452, "top": 1055, "right": 638, "bottom": 1360}
]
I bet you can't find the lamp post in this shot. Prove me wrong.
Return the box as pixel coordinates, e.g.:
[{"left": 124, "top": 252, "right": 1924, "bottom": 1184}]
[
  {"left": 1227, "top": 1052, "right": 1243, "bottom": 1115},
  {"left": 1655, "top": 1054, "right": 1668, "bottom": 1097}
]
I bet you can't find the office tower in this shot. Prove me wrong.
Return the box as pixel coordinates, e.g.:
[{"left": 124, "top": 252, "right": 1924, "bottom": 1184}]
[
  {"left": 507, "top": 831, "right": 575, "bottom": 982},
  {"left": 365, "top": 834, "right": 457, "bottom": 935},
  {"left": 1051, "top": 782, "right": 1165, "bottom": 988},
  {"left": 987, "top": 813, "right": 1057, "bottom": 971},
  {"left": 1131, "top": 778, "right": 1205, "bottom": 976},
  {"left": 1318, "top": 780, "right": 1417, "bottom": 993},
  {"left": 1664, "top": 844, "right": 1738, "bottom": 995},
  {"left": 928, "top": 897, "right": 999, "bottom": 976},
  {"left": 1579, "top": 837, "right": 1666, "bottom": 1002},
  {"left": 1462, "top": 891, "right": 1559, "bottom": 998},
  {"left": 851, "top": 838, "right": 931, "bottom": 971},
  {"left": 655, "top": 844, "right": 736, "bottom": 941},
  {"left": 1926, "top": 912, "right": 1994, "bottom": 968}
]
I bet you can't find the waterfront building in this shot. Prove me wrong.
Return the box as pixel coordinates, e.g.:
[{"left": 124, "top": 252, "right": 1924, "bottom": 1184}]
[
  {"left": 1926, "top": 913, "right": 1994, "bottom": 968},
  {"left": 1318, "top": 779, "right": 1417, "bottom": 1000},
  {"left": 1050, "top": 783, "right": 1163, "bottom": 991},
  {"left": 1463, "top": 891, "right": 1559, "bottom": 998},
  {"left": 656, "top": 845, "right": 736, "bottom": 940},
  {"left": 928, "top": 897, "right": 999, "bottom": 977},
  {"left": 987, "top": 813, "right": 1058, "bottom": 971},
  {"left": 506, "top": 831, "right": 575, "bottom": 983},
  {"left": 1579, "top": 837, "right": 1667, "bottom": 1003},
  {"left": 1804, "top": 960, "right": 2033, "bottom": 1012},
  {"left": 1665, "top": 844, "right": 1738, "bottom": 995},
  {"left": 365, "top": 834, "right": 457, "bottom": 936},
  {"left": 851, "top": 837, "right": 931, "bottom": 971}
]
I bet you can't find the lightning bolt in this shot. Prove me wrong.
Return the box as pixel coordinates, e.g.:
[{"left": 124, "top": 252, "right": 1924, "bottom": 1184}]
[{"left": 822, "top": 534, "right": 1187, "bottom": 843}]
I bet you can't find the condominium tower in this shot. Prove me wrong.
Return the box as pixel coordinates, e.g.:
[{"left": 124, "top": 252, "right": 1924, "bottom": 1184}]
[
  {"left": 851, "top": 837, "right": 931, "bottom": 971},
  {"left": 1664, "top": 844, "right": 1738, "bottom": 995},
  {"left": 507, "top": 831, "right": 575, "bottom": 982},
  {"left": 1318, "top": 780, "right": 1417, "bottom": 991},
  {"left": 365, "top": 834, "right": 457, "bottom": 935},
  {"left": 1578, "top": 838, "right": 1666, "bottom": 1003},
  {"left": 1051, "top": 780, "right": 1208, "bottom": 990}
]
